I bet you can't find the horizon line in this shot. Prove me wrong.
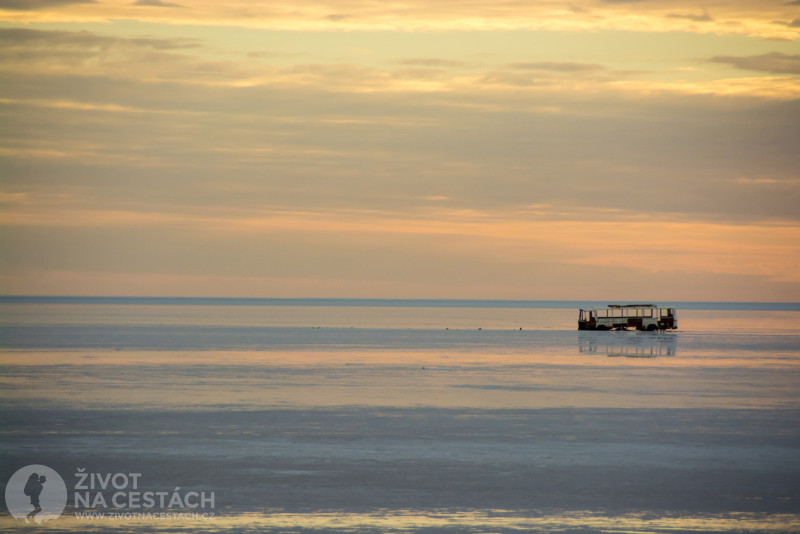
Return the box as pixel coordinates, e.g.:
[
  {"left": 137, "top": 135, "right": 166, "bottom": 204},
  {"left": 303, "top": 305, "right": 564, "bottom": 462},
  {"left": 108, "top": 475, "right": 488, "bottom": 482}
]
[{"left": 1, "top": 295, "right": 799, "bottom": 308}]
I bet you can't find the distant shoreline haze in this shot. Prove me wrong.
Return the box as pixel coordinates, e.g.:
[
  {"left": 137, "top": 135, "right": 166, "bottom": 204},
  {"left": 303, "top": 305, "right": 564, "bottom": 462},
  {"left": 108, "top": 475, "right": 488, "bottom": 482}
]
[{"left": 0, "top": 296, "right": 798, "bottom": 311}]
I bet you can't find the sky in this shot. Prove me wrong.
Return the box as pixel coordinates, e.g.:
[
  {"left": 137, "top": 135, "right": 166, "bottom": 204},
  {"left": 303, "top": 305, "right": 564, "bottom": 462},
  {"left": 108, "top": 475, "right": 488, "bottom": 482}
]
[{"left": 0, "top": 0, "right": 799, "bottom": 301}]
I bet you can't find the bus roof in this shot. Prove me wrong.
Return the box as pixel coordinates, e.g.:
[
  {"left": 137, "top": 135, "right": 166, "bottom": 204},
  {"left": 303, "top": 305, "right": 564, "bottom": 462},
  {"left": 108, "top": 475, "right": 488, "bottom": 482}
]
[{"left": 579, "top": 304, "right": 673, "bottom": 311}]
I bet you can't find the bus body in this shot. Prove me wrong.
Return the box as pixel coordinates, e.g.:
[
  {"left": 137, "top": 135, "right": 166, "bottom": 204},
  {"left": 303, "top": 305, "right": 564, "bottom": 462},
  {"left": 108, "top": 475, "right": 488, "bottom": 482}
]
[{"left": 578, "top": 304, "right": 677, "bottom": 331}]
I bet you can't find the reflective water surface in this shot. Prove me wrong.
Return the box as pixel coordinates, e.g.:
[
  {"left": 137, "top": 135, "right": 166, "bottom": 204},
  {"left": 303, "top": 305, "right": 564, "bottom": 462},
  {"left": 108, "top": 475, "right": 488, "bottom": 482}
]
[{"left": 1, "top": 300, "right": 799, "bottom": 532}]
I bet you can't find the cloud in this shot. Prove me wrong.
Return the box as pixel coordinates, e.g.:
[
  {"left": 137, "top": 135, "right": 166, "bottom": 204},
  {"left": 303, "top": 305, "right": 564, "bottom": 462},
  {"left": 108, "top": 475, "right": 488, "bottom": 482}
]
[
  {"left": 774, "top": 17, "right": 800, "bottom": 27},
  {"left": 0, "top": 0, "right": 794, "bottom": 39},
  {"left": 785, "top": 1, "right": 800, "bottom": 5},
  {"left": 710, "top": 52, "right": 800, "bottom": 74},
  {"left": 132, "top": 0, "right": 181, "bottom": 7},
  {"left": 508, "top": 62, "right": 605, "bottom": 73},
  {"left": 3, "top": 60, "right": 798, "bottom": 224},
  {"left": 474, "top": 62, "right": 611, "bottom": 89},
  {"left": 667, "top": 10, "right": 713, "bottom": 23},
  {"left": 3, "top": 202, "right": 799, "bottom": 298},
  {"left": 0, "top": 28, "right": 209, "bottom": 84},
  {"left": 0, "top": 0, "right": 93, "bottom": 10},
  {"left": 0, "top": 27, "right": 197, "bottom": 50},
  {"left": 4, "top": 27, "right": 795, "bottom": 101},
  {"left": 0, "top": 191, "right": 29, "bottom": 205},
  {"left": 397, "top": 58, "right": 468, "bottom": 69},
  {"left": 1, "top": 22, "right": 799, "bottom": 300}
]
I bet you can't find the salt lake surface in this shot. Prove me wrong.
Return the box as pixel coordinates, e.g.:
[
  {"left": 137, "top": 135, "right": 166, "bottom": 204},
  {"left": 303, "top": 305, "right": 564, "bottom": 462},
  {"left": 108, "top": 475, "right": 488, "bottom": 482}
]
[{"left": 1, "top": 298, "right": 799, "bottom": 533}]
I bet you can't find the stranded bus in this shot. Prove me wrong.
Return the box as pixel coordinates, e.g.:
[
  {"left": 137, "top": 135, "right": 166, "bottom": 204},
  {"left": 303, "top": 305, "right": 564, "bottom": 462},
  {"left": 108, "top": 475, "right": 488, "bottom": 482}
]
[{"left": 578, "top": 304, "right": 677, "bottom": 331}]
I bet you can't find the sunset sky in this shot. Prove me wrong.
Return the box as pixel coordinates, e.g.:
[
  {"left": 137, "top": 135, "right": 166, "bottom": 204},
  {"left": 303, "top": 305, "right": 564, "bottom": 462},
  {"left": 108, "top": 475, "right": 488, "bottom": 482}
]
[{"left": 1, "top": 0, "right": 799, "bottom": 301}]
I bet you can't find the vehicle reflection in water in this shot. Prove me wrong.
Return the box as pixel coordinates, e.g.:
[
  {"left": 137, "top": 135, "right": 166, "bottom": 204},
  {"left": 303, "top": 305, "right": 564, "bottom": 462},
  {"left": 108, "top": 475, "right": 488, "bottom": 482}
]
[{"left": 578, "top": 331, "right": 678, "bottom": 358}]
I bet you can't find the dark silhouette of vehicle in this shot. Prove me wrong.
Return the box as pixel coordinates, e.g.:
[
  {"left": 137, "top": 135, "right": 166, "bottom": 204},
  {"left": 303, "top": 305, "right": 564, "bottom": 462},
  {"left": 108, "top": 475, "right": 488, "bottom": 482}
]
[{"left": 578, "top": 304, "right": 677, "bottom": 331}]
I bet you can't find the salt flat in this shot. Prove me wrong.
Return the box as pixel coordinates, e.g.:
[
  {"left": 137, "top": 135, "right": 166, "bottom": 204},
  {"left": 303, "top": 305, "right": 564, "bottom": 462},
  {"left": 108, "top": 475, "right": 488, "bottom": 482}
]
[{"left": 1, "top": 300, "right": 799, "bottom": 532}]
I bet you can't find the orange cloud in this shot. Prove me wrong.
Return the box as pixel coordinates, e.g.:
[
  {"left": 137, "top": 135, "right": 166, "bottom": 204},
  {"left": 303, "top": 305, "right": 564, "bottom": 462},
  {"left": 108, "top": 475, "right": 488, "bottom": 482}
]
[
  {"left": 2, "top": 205, "right": 798, "bottom": 283},
  {"left": 0, "top": 1, "right": 797, "bottom": 39}
]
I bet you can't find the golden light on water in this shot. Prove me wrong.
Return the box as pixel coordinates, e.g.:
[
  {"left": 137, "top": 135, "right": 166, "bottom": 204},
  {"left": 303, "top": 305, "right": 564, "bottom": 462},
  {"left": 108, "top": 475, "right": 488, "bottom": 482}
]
[{"left": 4, "top": 510, "right": 799, "bottom": 533}]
